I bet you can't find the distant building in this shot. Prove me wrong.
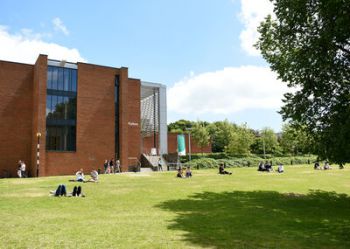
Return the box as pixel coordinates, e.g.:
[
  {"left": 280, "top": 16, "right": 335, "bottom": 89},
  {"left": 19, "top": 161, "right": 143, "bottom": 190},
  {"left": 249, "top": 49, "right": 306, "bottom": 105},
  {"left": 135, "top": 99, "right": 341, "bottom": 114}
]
[{"left": 0, "top": 55, "right": 167, "bottom": 177}]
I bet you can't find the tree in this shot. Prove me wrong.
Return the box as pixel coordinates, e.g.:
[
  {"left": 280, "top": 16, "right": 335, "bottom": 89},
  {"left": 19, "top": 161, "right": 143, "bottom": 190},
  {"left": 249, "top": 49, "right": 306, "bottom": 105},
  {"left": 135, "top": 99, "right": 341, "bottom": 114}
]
[
  {"left": 168, "top": 119, "right": 194, "bottom": 133},
  {"left": 191, "top": 122, "right": 210, "bottom": 155},
  {"left": 225, "top": 124, "right": 255, "bottom": 156},
  {"left": 280, "top": 123, "right": 314, "bottom": 155},
  {"left": 207, "top": 119, "right": 237, "bottom": 152},
  {"left": 251, "top": 127, "right": 280, "bottom": 156},
  {"left": 256, "top": 0, "right": 350, "bottom": 165}
]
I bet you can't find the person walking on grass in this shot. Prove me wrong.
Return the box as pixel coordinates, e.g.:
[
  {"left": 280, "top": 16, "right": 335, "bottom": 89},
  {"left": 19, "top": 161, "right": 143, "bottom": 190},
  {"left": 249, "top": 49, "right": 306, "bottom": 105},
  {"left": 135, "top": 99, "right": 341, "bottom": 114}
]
[{"left": 115, "top": 159, "right": 121, "bottom": 173}]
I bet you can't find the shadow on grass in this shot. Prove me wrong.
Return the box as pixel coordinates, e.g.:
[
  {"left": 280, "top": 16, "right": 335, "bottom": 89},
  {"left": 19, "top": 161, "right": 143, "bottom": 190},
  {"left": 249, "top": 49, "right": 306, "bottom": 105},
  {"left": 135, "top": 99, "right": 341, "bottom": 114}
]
[{"left": 157, "top": 190, "right": 350, "bottom": 249}]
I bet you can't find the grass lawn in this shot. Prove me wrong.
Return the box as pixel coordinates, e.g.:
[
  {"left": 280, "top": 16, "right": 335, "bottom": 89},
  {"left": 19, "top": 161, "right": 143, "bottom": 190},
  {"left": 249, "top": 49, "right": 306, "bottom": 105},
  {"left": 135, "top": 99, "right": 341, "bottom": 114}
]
[{"left": 0, "top": 165, "right": 350, "bottom": 249}]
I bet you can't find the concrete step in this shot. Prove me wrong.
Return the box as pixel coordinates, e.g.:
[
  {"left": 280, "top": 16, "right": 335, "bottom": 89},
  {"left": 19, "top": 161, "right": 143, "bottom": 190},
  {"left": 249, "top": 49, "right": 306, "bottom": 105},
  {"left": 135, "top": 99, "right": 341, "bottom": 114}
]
[{"left": 140, "top": 167, "right": 153, "bottom": 173}]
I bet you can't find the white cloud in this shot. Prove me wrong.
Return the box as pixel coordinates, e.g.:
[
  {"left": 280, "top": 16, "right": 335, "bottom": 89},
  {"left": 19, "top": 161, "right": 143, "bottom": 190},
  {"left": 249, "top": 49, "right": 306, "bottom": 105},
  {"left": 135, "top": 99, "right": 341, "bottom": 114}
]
[
  {"left": 238, "top": 0, "right": 274, "bottom": 56},
  {"left": 168, "top": 66, "right": 288, "bottom": 115},
  {"left": 52, "top": 17, "right": 69, "bottom": 36},
  {"left": 0, "top": 25, "right": 86, "bottom": 64}
]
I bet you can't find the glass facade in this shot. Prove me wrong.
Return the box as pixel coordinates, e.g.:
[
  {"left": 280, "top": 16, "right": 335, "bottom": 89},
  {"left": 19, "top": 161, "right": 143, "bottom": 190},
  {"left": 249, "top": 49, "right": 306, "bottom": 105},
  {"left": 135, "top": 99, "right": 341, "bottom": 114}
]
[{"left": 46, "top": 65, "right": 77, "bottom": 151}]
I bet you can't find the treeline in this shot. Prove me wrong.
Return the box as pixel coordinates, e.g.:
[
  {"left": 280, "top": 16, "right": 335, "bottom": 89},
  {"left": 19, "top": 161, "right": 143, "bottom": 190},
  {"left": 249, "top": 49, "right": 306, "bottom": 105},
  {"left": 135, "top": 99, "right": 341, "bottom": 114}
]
[{"left": 168, "top": 119, "right": 314, "bottom": 157}]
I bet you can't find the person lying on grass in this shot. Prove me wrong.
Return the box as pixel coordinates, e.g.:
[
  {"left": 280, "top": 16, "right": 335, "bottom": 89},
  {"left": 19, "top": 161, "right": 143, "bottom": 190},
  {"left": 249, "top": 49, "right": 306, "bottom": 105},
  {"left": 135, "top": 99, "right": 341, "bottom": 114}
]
[
  {"left": 219, "top": 163, "right": 232, "bottom": 175},
  {"left": 49, "top": 185, "right": 85, "bottom": 197}
]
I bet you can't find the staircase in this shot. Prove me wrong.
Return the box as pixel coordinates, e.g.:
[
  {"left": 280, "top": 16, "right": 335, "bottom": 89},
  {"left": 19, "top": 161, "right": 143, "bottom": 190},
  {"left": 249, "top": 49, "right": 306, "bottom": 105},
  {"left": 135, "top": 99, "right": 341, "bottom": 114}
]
[{"left": 141, "top": 154, "right": 162, "bottom": 171}]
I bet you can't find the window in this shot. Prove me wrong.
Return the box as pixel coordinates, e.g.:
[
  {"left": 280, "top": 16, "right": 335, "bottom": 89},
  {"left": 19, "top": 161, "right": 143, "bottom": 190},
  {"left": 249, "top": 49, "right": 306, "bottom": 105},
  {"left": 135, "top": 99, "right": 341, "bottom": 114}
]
[{"left": 46, "top": 65, "right": 77, "bottom": 151}]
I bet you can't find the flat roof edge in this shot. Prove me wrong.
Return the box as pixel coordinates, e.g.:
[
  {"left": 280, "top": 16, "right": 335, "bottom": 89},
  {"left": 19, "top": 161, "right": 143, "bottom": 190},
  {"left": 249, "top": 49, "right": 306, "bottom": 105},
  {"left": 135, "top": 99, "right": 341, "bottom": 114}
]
[{"left": 141, "top": 81, "right": 166, "bottom": 88}]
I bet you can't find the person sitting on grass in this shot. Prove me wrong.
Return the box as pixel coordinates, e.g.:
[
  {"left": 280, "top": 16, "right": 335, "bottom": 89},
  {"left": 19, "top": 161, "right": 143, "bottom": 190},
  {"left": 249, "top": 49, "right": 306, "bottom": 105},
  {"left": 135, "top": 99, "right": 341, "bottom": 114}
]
[
  {"left": 177, "top": 167, "right": 184, "bottom": 178},
  {"left": 264, "top": 161, "right": 273, "bottom": 172},
  {"left": 323, "top": 162, "right": 332, "bottom": 170},
  {"left": 219, "top": 163, "right": 232, "bottom": 175},
  {"left": 85, "top": 170, "right": 98, "bottom": 183},
  {"left": 76, "top": 168, "right": 84, "bottom": 182},
  {"left": 69, "top": 168, "right": 85, "bottom": 182},
  {"left": 277, "top": 164, "right": 284, "bottom": 173},
  {"left": 258, "top": 161, "right": 265, "bottom": 171},
  {"left": 314, "top": 161, "right": 321, "bottom": 170},
  {"left": 185, "top": 166, "right": 192, "bottom": 178}
]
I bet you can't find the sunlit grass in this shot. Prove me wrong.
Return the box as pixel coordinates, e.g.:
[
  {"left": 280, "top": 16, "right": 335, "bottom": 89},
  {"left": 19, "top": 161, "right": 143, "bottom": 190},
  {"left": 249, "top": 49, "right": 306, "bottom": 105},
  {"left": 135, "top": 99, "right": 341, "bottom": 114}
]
[{"left": 0, "top": 165, "right": 349, "bottom": 248}]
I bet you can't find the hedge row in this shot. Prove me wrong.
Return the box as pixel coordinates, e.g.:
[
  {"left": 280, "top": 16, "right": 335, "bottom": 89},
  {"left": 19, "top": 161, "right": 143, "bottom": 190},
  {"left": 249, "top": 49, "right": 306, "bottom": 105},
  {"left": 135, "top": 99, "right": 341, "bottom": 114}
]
[{"left": 182, "top": 155, "right": 317, "bottom": 169}]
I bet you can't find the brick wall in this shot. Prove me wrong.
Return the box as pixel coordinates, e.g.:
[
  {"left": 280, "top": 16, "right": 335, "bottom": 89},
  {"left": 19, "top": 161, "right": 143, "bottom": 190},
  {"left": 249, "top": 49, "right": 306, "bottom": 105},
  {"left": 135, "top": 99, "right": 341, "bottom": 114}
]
[
  {"left": 167, "top": 133, "right": 212, "bottom": 154},
  {"left": 45, "top": 63, "right": 117, "bottom": 175},
  {"left": 0, "top": 60, "right": 34, "bottom": 177},
  {"left": 127, "top": 78, "right": 141, "bottom": 168},
  {"left": 0, "top": 56, "right": 143, "bottom": 177}
]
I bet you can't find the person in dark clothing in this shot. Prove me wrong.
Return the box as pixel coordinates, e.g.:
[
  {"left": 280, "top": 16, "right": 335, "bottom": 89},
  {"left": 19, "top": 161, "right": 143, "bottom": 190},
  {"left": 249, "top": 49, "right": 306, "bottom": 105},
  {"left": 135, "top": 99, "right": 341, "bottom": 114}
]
[
  {"left": 177, "top": 167, "right": 183, "bottom": 178},
  {"left": 54, "top": 184, "right": 67, "bottom": 196},
  {"left": 264, "top": 161, "right": 273, "bottom": 172},
  {"left": 109, "top": 158, "right": 114, "bottom": 174},
  {"left": 314, "top": 162, "right": 321, "bottom": 170},
  {"left": 103, "top": 159, "right": 109, "bottom": 174},
  {"left": 258, "top": 161, "right": 265, "bottom": 171},
  {"left": 219, "top": 163, "right": 232, "bottom": 175}
]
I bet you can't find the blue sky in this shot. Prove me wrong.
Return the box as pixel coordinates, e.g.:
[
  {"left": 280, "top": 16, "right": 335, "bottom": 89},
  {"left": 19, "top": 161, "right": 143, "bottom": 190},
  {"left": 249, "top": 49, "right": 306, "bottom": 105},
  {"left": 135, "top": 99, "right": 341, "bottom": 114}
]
[{"left": 0, "top": 0, "right": 287, "bottom": 131}]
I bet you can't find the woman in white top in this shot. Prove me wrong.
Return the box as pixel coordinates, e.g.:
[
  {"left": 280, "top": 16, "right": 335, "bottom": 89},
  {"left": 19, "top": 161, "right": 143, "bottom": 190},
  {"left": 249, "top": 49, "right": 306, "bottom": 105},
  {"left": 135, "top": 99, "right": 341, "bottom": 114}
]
[{"left": 75, "top": 169, "right": 85, "bottom": 182}]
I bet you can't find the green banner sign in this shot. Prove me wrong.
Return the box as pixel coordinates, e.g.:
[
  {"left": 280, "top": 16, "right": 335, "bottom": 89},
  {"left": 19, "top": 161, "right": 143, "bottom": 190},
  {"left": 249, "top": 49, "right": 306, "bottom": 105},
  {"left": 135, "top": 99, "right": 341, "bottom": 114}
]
[{"left": 177, "top": 134, "right": 186, "bottom": 156}]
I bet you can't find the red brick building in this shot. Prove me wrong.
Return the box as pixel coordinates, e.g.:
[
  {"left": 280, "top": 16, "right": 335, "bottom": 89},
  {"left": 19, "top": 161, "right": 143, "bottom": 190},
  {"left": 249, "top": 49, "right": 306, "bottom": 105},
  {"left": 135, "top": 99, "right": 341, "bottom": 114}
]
[
  {"left": 167, "top": 133, "right": 212, "bottom": 154},
  {"left": 0, "top": 55, "right": 167, "bottom": 177}
]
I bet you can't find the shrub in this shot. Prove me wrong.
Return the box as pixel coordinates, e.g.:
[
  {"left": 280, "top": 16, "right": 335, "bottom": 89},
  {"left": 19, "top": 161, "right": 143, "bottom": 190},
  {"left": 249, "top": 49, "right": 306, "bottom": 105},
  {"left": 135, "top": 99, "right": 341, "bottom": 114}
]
[
  {"left": 180, "top": 155, "right": 317, "bottom": 169},
  {"left": 184, "top": 158, "right": 219, "bottom": 169}
]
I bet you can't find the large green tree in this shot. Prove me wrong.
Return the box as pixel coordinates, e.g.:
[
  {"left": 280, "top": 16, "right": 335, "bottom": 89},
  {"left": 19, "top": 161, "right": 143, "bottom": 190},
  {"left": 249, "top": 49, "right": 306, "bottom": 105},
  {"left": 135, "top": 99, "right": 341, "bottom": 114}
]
[
  {"left": 191, "top": 122, "right": 210, "bottom": 155},
  {"left": 256, "top": 0, "right": 350, "bottom": 165},
  {"left": 251, "top": 127, "right": 281, "bottom": 156},
  {"left": 280, "top": 123, "right": 314, "bottom": 155},
  {"left": 207, "top": 120, "right": 237, "bottom": 152},
  {"left": 225, "top": 124, "right": 255, "bottom": 156}
]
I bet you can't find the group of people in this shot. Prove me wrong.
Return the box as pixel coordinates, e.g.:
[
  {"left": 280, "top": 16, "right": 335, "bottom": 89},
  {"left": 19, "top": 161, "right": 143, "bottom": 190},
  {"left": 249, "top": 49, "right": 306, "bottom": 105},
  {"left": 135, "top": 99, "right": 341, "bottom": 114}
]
[
  {"left": 51, "top": 168, "right": 98, "bottom": 197},
  {"left": 314, "top": 161, "right": 332, "bottom": 170},
  {"left": 258, "top": 161, "right": 284, "bottom": 173},
  {"left": 70, "top": 168, "right": 99, "bottom": 183},
  {"left": 50, "top": 185, "right": 85, "bottom": 197},
  {"left": 103, "top": 158, "right": 121, "bottom": 174},
  {"left": 176, "top": 166, "right": 192, "bottom": 178},
  {"left": 17, "top": 160, "right": 26, "bottom": 178},
  {"left": 176, "top": 163, "right": 234, "bottom": 178}
]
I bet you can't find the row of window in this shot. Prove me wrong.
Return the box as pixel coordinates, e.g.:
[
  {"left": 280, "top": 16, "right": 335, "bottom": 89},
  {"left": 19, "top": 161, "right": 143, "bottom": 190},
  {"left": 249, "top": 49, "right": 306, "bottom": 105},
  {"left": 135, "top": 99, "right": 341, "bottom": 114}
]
[
  {"left": 47, "top": 66, "right": 77, "bottom": 92},
  {"left": 46, "top": 126, "right": 76, "bottom": 151},
  {"left": 46, "top": 95, "right": 77, "bottom": 120}
]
